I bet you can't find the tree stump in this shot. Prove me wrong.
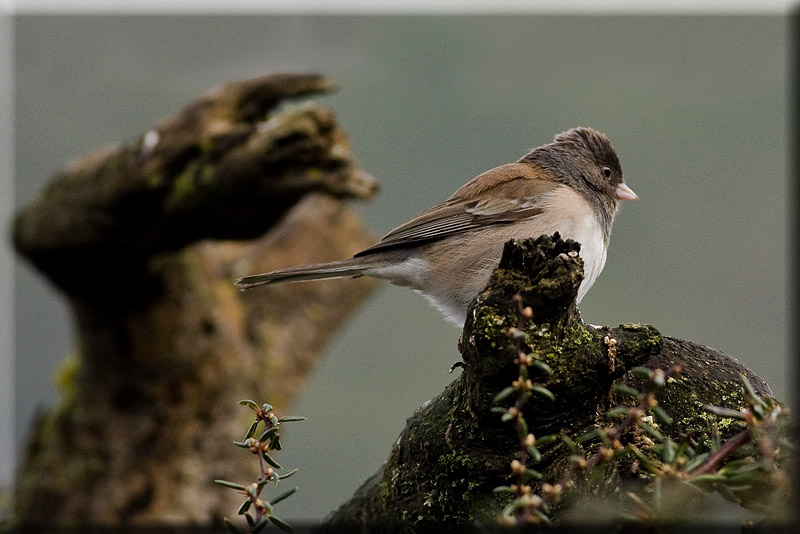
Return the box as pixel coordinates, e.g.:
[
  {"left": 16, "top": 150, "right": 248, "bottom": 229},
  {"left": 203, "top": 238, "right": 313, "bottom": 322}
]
[{"left": 14, "top": 73, "right": 380, "bottom": 524}]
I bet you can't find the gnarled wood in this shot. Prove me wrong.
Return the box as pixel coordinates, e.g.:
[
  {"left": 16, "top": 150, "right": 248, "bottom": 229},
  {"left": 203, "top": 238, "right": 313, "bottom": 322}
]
[{"left": 14, "top": 73, "right": 379, "bottom": 524}]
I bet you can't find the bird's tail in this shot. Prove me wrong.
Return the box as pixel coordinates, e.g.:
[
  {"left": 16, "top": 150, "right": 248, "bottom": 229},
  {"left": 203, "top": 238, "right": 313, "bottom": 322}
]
[{"left": 235, "top": 257, "right": 381, "bottom": 290}]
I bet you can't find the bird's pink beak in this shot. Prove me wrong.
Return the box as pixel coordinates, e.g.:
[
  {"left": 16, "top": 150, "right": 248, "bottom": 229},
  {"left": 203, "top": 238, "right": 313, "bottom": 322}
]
[{"left": 615, "top": 183, "right": 639, "bottom": 201}]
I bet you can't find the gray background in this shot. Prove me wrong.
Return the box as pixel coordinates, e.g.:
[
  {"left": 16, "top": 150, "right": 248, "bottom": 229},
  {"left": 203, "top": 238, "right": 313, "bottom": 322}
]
[{"left": 12, "top": 16, "right": 789, "bottom": 523}]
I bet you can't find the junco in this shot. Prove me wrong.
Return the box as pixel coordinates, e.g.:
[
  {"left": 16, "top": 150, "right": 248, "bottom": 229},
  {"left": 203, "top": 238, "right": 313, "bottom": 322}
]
[{"left": 236, "top": 127, "right": 637, "bottom": 325}]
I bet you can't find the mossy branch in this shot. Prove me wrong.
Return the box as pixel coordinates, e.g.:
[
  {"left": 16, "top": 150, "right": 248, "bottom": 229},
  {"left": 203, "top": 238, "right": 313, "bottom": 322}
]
[{"left": 322, "top": 234, "right": 779, "bottom": 532}]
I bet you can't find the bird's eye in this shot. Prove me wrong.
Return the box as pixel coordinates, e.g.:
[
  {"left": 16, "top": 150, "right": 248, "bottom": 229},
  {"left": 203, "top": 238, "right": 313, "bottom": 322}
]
[{"left": 602, "top": 165, "right": 612, "bottom": 178}]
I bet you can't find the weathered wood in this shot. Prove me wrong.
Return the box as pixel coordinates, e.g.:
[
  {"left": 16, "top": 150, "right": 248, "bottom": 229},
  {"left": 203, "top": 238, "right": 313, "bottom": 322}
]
[{"left": 14, "top": 73, "right": 379, "bottom": 524}]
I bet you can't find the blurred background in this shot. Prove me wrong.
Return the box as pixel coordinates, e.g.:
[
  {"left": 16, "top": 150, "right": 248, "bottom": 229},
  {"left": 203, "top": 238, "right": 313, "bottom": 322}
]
[{"left": 7, "top": 12, "right": 789, "bottom": 524}]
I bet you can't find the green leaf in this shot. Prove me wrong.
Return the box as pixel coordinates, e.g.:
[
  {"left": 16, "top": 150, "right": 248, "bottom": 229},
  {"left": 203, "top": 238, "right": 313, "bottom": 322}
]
[
  {"left": 238, "top": 399, "right": 259, "bottom": 410},
  {"left": 223, "top": 517, "right": 247, "bottom": 534},
  {"left": 675, "top": 440, "right": 693, "bottom": 459},
  {"left": 278, "top": 468, "right": 299, "bottom": 480},
  {"left": 244, "top": 421, "right": 260, "bottom": 440},
  {"left": 651, "top": 405, "right": 673, "bottom": 425},
  {"left": 561, "top": 435, "right": 577, "bottom": 453},
  {"left": 725, "top": 469, "right": 765, "bottom": 485},
  {"left": 518, "top": 365, "right": 529, "bottom": 381},
  {"left": 685, "top": 452, "right": 710, "bottom": 473},
  {"left": 639, "top": 421, "right": 664, "bottom": 441},
  {"left": 569, "top": 454, "right": 586, "bottom": 465},
  {"left": 237, "top": 500, "right": 251, "bottom": 515},
  {"left": 714, "top": 483, "right": 745, "bottom": 504},
  {"left": 660, "top": 438, "right": 676, "bottom": 464},
  {"left": 534, "top": 509, "right": 552, "bottom": 525},
  {"left": 605, "top": 406, "right": 630, "bottom": 419},
  {"left": 629, "top": 448, "right": 660, "bottom": 474},
  {"left": 263, "top": 452, "right": 282, "bottom": 469},
  {"left": 490, "top": 407, "right": 507, "bottom": 414},
  {"left": 527, "top": 446, "right": 541, "bottom": 463},
  {"left": 493, "top": 485, "right": 513, "bottom": 494},
  {"left": 718, "top": 459, "right": 760, "bottom": 474},
  {"left": 502, "top": 499, "right": 526, "bottom": 516},
  {"left": 245, "top": 512, "right": 255, "bottom": 527},
  {"left": 611, "top": 384, "right": 640, "bottom": 398},
  {"left": 613, "top": 446, "right": 632, "bottom": 460},
  {"left": 536, "top": 434, "right": 558, "bottom": 446},
  {"left": 630, "top": 366, "right": 654, "bottom": 379},
  {"left": 259, "top": 426, "right": 280, "bottom": 444},
  {"left": 531, "top": 386, "right": 555, "bottom": 402},
  {"left": 516, "top": 417, "right": 529, "bottom": 439},
  {"left": 703, "top": 404, "right": 746, "bottom": 420},
  {"left": 214, "top": 479, "right": 246, "bottom": 491},
  {"left": 493, "top": 386, "right": 516, "bottom": 404},
  {"left": 269, "top": 515, "right": 295, "bottom": 533},
  {"left": 252, "top": 516, "right": 269, "bottom": 533},
  {"left": 261, "top": 403, "right": 274, "bottom": 413},
  {"left": 576, "top": 428, "right": 601, "bottom": 444},
  {"left": 738, "top": 374, "right": 759, "bottom": 401},
  {"left": 271, "top": 487, "right": 298, "bottom": 505},
  {"left": 278, "top": 416, "right": 307, "bottom": 423},
  {"left": 690, "top": 474, "right": 727, "bottom": 484},
  {"left": 233, "top": 439, "right": 253, "bottom": 449},
  {"left": 531, "top": 360, "right": 553, "bottom": 376},
  {"left": 588, "top": 464, "right": 607, "bottom": 485},
  {"left": 522, "top": 468, "right": 542, "bottom": 482}
]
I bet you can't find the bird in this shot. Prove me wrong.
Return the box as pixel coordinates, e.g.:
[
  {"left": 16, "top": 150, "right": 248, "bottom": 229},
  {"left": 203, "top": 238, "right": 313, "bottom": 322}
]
[{"left": 236, "top": 127, "right": 637, "bottom": 325}]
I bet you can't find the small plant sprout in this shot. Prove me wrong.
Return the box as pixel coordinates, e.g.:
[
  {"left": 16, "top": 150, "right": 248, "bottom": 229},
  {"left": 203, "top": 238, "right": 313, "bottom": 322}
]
[{"left": 214, "top": 400, "right": 306, "bottom": 533}]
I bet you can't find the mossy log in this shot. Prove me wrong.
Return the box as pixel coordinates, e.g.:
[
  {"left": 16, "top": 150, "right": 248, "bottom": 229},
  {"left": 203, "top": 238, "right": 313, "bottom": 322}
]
[
  {"left": 14, "top": 73, "right": 379, "bottom": 524},
  {"left": 322, "top": 235, "right": 775, "bottom": 532}
]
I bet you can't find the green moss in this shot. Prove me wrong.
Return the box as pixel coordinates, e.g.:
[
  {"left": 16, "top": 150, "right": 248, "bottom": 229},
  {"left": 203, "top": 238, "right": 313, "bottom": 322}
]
[
  {"left": 620, "top": 327, "right": 662, "bottom": 355},
  {"left": 199, "top": 163, "right": 215, "bottom": 185},
  {"left": 172, "top": 161, "right": 198, "bottom": 199},
  {"left": 198, "top": 138, "right": 213, "bottom": 152},
  {"left": 54, "top": 352, "right": 80, "bottom": 400},
  {"left": 377, "top": 479, "right": 392, "bottom": 511},
  {"left": 437, "top": 451, "right": 477, "bottom": 474},
  {"left": 304, "top": 303, "right": 324, "bottom": 323},
  {"left": 103, "top": 154, "right": 123, "bottom": 174},
  {"left": 146, "top": 172, "right": 165, "bottom": 188}
]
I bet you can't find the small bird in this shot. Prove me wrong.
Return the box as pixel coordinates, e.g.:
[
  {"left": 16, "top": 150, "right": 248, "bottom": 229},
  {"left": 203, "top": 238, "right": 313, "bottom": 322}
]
[{"left": 236, "top": 127, "right": 637, "bottom": 325}]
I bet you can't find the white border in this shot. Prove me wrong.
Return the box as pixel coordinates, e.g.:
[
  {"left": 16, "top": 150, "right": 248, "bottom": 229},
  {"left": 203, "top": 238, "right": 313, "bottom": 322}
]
[
  {"left": 2, "top": 1, "right": 793, "bottom": 15},
  {"left": 0, "top": 11, "right": 14, "bottom": 497},
  {"left": 0, "top": 0, "right": 791, "bottom": 512}
]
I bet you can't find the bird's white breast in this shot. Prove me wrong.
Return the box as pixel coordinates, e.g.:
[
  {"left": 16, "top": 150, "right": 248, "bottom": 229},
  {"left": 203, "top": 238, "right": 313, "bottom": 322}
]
[{"left": 537, "top": 186, "right": 608, "bottom": 303}]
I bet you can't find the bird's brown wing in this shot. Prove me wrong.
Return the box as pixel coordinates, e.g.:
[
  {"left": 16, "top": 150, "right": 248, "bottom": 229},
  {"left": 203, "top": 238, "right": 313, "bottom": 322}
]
[{"left": 355, "top": 163, "right": 561, "bottom": 256}]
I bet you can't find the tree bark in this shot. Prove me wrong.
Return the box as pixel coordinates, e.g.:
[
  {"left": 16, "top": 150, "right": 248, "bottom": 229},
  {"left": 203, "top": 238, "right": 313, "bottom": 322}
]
[
  {"left": 14, "top": 73, "right": 379, "bottom": 524},
  {"left": 322, "top": 235, "right": 774, "bottom": 533}
]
